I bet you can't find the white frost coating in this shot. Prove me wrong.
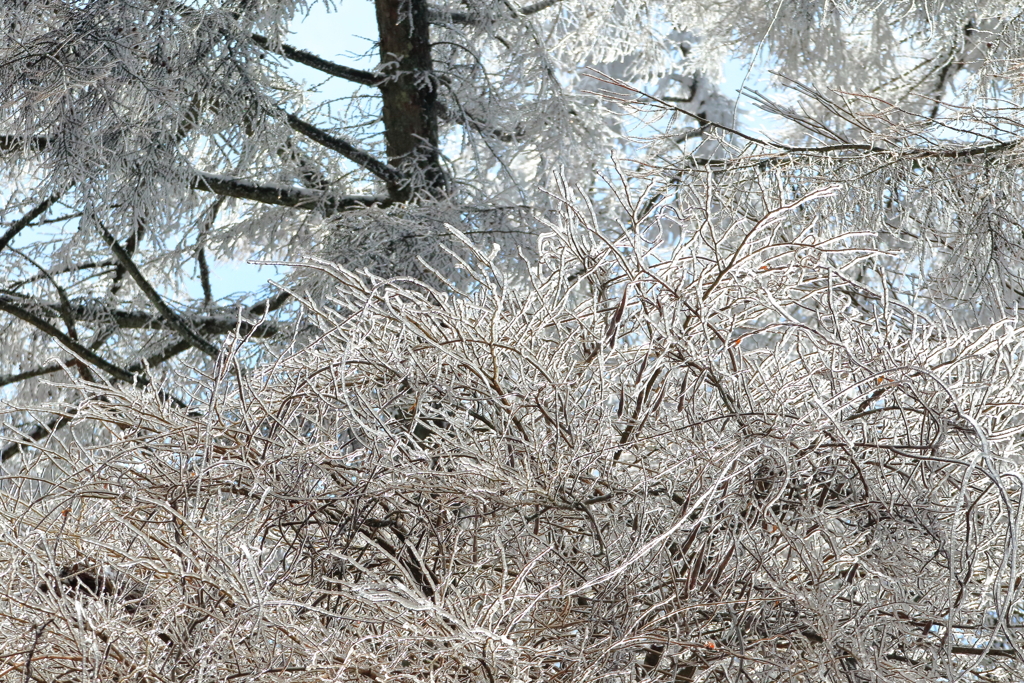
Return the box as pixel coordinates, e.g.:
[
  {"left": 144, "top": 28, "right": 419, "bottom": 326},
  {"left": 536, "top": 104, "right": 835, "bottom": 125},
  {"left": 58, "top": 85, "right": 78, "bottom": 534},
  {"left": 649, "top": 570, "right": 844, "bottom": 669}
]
[{"left": 3, "top": 1, "right": 1024, "bottom": 681}]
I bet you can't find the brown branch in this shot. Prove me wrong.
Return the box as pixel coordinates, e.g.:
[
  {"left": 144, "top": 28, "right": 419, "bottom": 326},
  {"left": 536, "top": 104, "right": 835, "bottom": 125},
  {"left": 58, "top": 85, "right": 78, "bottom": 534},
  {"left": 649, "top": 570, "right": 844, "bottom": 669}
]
[
  {"left": 0, "top": 362, "right": 64, "bottom": 389},
  {"left": 247, "top": 290, "right": 292, "bottom": 318},
  {"left": 97, "top": 225, "right": 221, "bottom": 358},
  {"left": 190, "top": 172, "right": 388, "bottom": 213},
  {"left": 286, "top": 114, "right": 402, "bottom": 184},
  {"left": 251, "top": 34, "right": 380, "bottom": 87},
  {"left": 196, "top": 198, "right": 224, "bottom": 307},
  {"left": 675, "top": 136, "right": 1022, "bottom": 175},
  {"left": 197, "top": 246, "right": 214, "bottom": 307},
  {"left": 6, "top": 260, "right": 115, "bottom": 290},
  {"left": 950, "top": 645, "right": 1020, "bottom": 659},
  {"left": 1, "top": 295, "right": 282, "bottom": 338},
  {"left": 429, "top": 0, "right": 564, "bottom": 25},
  {"left": 0, "top": 194, "right": 62, "bottom": 254},
  {"left": 6, "top": 246, "right": 81, "bottom": 344},
  {"left": 107, "top": 221, "right": 144, "bottom": 296}
]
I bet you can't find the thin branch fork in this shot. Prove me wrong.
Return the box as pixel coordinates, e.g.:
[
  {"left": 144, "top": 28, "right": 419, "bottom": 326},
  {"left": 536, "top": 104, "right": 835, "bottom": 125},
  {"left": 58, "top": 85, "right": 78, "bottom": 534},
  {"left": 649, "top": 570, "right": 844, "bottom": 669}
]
[{"left": 97, "top": 225, "right": 221, "bottom": 359}]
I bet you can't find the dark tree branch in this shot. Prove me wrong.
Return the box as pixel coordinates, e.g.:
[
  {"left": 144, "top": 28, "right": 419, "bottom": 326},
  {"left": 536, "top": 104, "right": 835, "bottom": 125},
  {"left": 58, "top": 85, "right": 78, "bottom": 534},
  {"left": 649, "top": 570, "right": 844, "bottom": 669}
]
[
  {"left": 1, "top": 294, "right": 281, "bottom": 338},
  {"left": 949, "top": 645, "right": 1020, "bottom": 659},
  {"left": 97, "top": 308, "right": 280, "bottom": 337},
  {"left": 197, "top": 247, "right": 213, "bottom": 307},
  {"left": 166, "top": 2, "right": 380, "bottom": 86},
  {"left": 107, "top": 221, "right": 145, "bottom": 296},
  {"left": 196, "top": 198, "right": 224, "bottom": 308},
  {"left": 0, "top": 295, "right": 145, "bottom": 384},
  {"left": 97, "top": 225, "right": 221, "bottom": 359},
  {"left": 251, "top": 34, "right": 381, "bottom": 87},
  {"left": 285, "top": 113, "right": 402, "bottom": 185},
  {"left": 429, "top": 0, "right": 563, "bottom": 25},
  {"left": 190, "top": 172, "right": 388, "bottom": 214},
  {"left": 0, "top": 135, "right": 50, "bottom": 153},
  {"left": 7, "top": 261, "right": 114, "bottom": 291},
  {"left": 0, "top": 362, "right": 64, "bottom": 389},
  {"left": 0, "top": 194, "right": 61, "bottom": 254},
  {"left": 676, "top": 135, "right": 1024, "bottom": 174},
  {"left": 247, "top": 290, "right": 292, "bottom": 318}
]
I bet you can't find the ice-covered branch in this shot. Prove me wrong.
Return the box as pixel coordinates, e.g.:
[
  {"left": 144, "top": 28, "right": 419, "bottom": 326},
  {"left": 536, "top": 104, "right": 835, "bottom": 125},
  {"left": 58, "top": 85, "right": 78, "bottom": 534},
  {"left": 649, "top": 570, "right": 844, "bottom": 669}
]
[
  {"left": 98, "top": 225, "right": 221, "bottom": 358},
  {"left": 0, "top": 295, "right": 144, "bottom": 384},
  {"left": 428, "top": 0, "right": 564, "bottom": 25},
  {"left": 285, "top": 114, "right": 402, "bottom": 185},
  {"left": 0, "top": 195, "right": 62, "bottom": 254},
  {"left": 251, "top": 33, "right": 380, "bottom": 87},
  {"left": 190, "top": 172, "right": 388, "bottom": 213}
]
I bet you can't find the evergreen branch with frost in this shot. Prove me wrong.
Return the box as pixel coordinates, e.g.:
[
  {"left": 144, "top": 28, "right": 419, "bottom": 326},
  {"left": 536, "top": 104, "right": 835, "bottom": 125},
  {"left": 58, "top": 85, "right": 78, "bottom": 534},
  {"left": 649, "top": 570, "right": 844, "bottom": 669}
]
[
  {"left": 250, "top": 34, "right": 381, "bottom": 86},
  {"left": 190, "top": 172, "right": 390, "bottom": 213},
  {"left": 285, "top": 113, "right": 402, "bottom": 185}
]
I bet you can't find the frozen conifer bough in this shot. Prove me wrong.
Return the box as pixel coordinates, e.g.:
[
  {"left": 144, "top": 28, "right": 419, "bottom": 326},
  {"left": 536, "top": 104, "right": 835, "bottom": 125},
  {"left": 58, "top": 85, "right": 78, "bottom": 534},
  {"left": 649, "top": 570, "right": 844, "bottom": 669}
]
[{"left": 3, "top": 1, "right": 1024, "bottom": 681}]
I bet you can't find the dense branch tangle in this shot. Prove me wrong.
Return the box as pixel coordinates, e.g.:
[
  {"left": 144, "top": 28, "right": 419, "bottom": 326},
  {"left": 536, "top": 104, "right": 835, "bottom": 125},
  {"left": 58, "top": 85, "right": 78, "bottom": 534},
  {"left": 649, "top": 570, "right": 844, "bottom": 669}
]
[{"left": 4, "top": 213, "right": 1024, "bottom": 682}]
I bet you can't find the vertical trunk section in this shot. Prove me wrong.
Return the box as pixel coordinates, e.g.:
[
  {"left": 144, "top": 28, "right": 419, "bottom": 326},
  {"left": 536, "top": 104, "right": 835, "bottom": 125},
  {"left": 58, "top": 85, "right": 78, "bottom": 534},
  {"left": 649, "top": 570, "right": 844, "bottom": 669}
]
[{"left": 375, "top": 0, "right": 445, "bottom": 201}]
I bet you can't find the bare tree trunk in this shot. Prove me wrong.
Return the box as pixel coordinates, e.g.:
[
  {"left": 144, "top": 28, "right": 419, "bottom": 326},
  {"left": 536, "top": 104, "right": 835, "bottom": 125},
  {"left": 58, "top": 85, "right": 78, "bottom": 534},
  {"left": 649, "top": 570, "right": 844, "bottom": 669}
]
[{"left": 375, "top": 0, "right": 446, "bottom": 201}]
